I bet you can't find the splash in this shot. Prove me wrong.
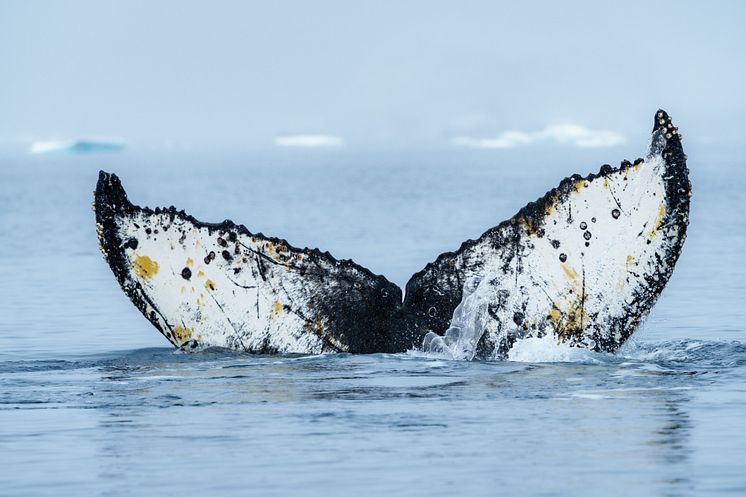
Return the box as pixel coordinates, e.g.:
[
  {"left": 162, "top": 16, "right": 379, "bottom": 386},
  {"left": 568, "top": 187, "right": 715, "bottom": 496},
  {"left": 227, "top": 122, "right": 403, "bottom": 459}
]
[
  {"left": 422, "top": 277, "right": 488, "bottom": 360},
  {"left": 421, "top": 274, "right": 600, "bottom": 363},
  {"left": 421, "top": 274, "right": 589, "bottom": 362},
  {"left": 420, "top": 275, "right": 606, "bottom": 363}
]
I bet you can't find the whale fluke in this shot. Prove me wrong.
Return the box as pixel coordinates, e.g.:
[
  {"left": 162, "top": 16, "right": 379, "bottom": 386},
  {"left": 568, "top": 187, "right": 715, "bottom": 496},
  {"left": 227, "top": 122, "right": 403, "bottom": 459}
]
[
  {"left": 95, "top": 110, "right": 690, "bottom": 358},
  {"left": 95, "top": 172, "right": 408, "bottom": 354}
]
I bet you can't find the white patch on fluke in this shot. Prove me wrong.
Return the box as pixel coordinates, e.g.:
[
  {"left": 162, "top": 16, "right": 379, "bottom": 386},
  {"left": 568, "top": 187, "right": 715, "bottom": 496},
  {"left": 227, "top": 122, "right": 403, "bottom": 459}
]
[{"left": 115, "top": 219, "right": 329, "bottom": 353}]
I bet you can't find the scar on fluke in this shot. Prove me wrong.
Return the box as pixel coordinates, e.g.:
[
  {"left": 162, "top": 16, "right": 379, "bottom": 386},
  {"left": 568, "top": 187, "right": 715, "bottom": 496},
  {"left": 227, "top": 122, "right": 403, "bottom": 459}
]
[{"left": 94, "top": 110, "right": 690, "bottom": 358}]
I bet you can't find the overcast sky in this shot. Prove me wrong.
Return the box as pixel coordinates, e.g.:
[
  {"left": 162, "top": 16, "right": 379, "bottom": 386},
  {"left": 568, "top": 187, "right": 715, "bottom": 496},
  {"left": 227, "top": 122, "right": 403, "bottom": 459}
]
[{"left": 1, "top": 0, "right": 744, "bottom": 150}]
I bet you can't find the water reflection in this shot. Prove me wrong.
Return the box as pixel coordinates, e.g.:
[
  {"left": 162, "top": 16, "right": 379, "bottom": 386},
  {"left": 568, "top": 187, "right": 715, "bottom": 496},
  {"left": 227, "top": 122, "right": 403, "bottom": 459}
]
[{"left": 72, "top": 353, "right": 710, "bottom": 496}]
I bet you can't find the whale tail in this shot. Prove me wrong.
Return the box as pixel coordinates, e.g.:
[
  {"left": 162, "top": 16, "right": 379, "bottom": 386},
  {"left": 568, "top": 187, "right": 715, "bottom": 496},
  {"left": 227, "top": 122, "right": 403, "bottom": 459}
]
[
  {"left": 94, "top": 171, "right": 408, "bottom": 353},
  {"left": 411, "top": 110, "right": 690, "bottom": 357},
  {"left": 94, "top": 110, "right": 690, "bottom": 357}
]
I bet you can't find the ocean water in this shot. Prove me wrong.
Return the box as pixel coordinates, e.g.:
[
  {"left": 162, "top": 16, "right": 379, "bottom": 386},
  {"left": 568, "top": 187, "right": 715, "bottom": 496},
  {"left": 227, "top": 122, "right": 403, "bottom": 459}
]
[{"left": 0, "top": 147, "right": 744, "bottom": 496}]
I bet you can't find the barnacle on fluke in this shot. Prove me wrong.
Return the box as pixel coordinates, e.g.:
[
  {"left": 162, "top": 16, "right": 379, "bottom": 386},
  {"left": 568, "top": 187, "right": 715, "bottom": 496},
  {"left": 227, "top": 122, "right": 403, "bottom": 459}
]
[{"left": 94, "top": 110, "right": 690, "bottom": 358}]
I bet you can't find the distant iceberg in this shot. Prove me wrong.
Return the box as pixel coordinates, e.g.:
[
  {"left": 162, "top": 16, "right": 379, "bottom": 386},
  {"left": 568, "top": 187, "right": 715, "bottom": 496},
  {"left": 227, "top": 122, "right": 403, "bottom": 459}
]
[
  {"left": 30, "top": 138, "right": 127, "bottom": 154},
  {"left": 452, "top": 124, "right": 626, "bottom": 149},
  {"left": 274, "top": 134, "right": 344, "bottom": 147}
]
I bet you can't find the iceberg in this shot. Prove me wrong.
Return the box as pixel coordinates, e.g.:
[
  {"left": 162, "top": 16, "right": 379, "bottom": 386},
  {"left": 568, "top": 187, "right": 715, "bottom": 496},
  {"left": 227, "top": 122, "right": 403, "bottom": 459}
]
[{"left": 30, "top": 138, "right": 126, "bottom": 155}]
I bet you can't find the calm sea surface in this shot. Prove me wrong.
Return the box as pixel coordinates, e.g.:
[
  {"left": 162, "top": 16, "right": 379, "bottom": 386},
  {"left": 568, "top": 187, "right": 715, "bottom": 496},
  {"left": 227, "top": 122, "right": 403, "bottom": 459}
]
[{"left": 0, "top": 147, "right": 744, "bottom": 496}]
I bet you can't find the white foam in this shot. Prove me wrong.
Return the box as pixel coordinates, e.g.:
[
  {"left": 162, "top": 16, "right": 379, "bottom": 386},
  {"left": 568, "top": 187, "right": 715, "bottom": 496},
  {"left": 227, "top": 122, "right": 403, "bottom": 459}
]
[
  {"left": 506, "top": 335, "right": 599, "bottom": 363},
  {"left": 418, "top": 331, "right": 601, "bottom": 363}
]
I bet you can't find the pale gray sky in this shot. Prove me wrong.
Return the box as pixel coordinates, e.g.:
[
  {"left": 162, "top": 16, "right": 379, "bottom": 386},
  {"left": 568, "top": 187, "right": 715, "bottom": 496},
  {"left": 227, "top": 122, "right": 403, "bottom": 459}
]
[{"left": 1, "top": 0, "right": 744, "bottom": 150}]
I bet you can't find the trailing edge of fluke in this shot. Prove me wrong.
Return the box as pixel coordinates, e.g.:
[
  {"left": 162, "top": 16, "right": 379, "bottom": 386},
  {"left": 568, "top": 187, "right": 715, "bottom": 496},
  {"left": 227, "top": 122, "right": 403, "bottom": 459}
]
[{"left": 94, "top": 110, "right": 690, "bottom": 359}]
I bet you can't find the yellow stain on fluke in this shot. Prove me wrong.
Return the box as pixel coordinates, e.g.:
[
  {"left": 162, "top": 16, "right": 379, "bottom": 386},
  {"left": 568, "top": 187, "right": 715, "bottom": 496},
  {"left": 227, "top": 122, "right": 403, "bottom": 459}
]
[
  {"left": 134, "top": 255, "right": 159, "bottom": 279},
  {"left": 561, "top": 304, "right": 588, "bottom": 340},
  {"left": 544, "top": 194, "right": 558, "bottom": 216},
  {"left": 517, "top": 216, "right": 537, "bottom": 235},
  {"left": 647, "top": 203, "right": 666, "bottom": 240},
  {"left": 548, "top": 307, "right": 562, "bottom": 325},
  {"left": 560, "top": 263, "right": 579, "bottom": 281},
  {"left": 172, "top": 325, "right": 192, "bottom": 345},
  {"left": 549, "top": 261, "right": 589, "bottom": 342},
  {"left": 205, "top": 279, "right": 216, "bottom": 291},
  {"left": 549, "top": 298, "right": 588, "bottom": 342},
  {"left": 271, "top": 300, "right": 283, "bottom": 319}
]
